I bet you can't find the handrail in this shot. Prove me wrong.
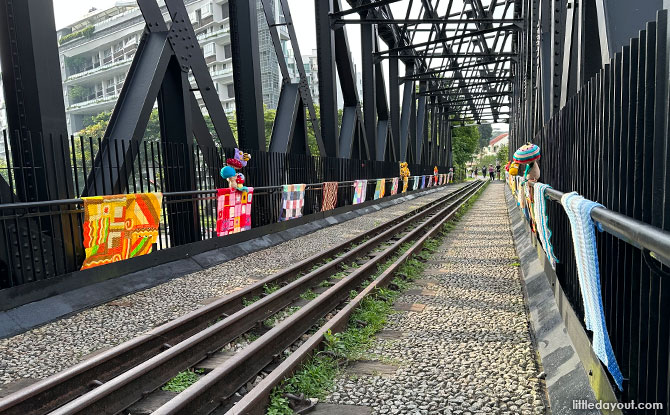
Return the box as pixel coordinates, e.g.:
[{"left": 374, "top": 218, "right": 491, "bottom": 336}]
[
  {"left": 529, "top": 182, "right": 670, "bottom": 268},
  {"left": 0, "top": 175, "right": 436, "bottom": 211}
]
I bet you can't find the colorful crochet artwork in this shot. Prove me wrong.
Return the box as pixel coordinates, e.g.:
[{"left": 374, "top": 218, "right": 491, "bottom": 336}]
[
  {"left": 280, "top": 184, "right": 306, "bottom": 221},
  {"left": 374, "top": 179, "right": 386, "bottom": 200},
  {"left": 353, "top": 180, "right": 367, "bottom": 204},
  {"left": 81, "top": 193, "right": 162, "bottom": 270},
  {"left": 413, "top": 176, "right": 420, "bottom": 190},
  {"left": 532, "top": 182, "right": 558, "bottom": 269},
  {"left": 216, "top": 188, "right": 253, "bottom": 236},
  {"left": 561, "top": 192, "right": 623, "bottom": 390},
  {"left": 321, "top": 181, "right": 338, "bottom": 211},
  {"left": 390, "top": 177, "right": 399, "bottom": 195},
  {"left": 402, "top": 177, "right": 409, "bottom": 193}
]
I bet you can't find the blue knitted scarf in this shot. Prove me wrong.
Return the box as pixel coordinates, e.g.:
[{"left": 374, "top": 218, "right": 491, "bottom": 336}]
[{"left": 561, "top": 192, "right": 623, "bottom": 390}]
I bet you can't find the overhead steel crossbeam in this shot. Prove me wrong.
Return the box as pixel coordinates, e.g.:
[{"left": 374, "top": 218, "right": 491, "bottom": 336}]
[
  {"left": 315, "top": 0, "right": 514, "bottom": 167},
  {"left": 359, "top": 0, "right": 517, "bottom": 123}
]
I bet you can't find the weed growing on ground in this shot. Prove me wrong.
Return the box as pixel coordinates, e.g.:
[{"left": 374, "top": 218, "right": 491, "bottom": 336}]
[
  {"left": 162, "top": 369, "right": 204, "bottom": 392},
  {"left": 264, "top": 306, "right": 300, "bottom": 327},
  {"left": 300, "top": 289, "right": 318, "bottom": 300},
  {"left": 264, "top": 283, "right": 280, "bottom": 295},
  {"left": 267, "top": 183, "right": 489, "bottom": 414},
  {"left": 242, "top": 295, "right": 261, "bottom": 307}
]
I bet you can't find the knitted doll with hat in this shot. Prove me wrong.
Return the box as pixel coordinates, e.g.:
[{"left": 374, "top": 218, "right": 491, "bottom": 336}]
[
  {"left": 220, "top": 148, "right": 251, "bottom": 192},
  {"left": 513, "top": 143, "right": 540, "bottom": 181}
]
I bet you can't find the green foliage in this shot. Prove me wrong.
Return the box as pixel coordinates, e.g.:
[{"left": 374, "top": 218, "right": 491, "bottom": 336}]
[
  {"left": 264, "top": 283, "right": 280, "bottom": 295},
  {"left": 496, "top": 144, "right": 509, "bottom": 165},
  {"left": 451, "top": 123, "right": 480, "bottom": 172},
  {"left": 300, "top": 289, "right": 318, "bottom": 300},
  {"left": 162, "top": 369, "right": 203, "bottom": 392},
  {"left": 64, "top": 55, "right": 89, "bottom": 75},
  {"left": 242, "top": 296, "right": 261, "bottom": 307},
  {"left": 478, "top": 154, "right": 498, "bottom": 168},
  {"left": 68, "top": 85, "right": 92, "bottom": 104},
  {"left": 59, "top": 26, "right": 95, "bottom": 45},
  {"left": 477, "top": 124, "right": 493, "bottom": 148}
]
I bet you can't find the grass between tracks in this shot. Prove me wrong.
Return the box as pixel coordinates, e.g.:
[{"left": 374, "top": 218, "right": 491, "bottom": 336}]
[{"left": 267, "top": 182, "right": 488, "bottom": 415}]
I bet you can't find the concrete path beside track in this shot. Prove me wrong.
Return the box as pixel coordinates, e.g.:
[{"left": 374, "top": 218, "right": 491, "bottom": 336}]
[{"left": 325, "top": 182, "right": 548, "bottom": 415}]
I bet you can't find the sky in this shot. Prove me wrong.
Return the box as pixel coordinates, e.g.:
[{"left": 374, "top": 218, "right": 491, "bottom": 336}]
[{"left": 51, "top": 0, "right": 508, "bottom": 131}]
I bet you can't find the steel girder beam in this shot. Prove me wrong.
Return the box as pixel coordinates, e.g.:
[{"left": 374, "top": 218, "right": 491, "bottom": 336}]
[
  {"left": 0, "top": 0, "right": 82, "bottom": 278},
  {"left": 83, "top": 0, "right": 233, "bottom": 197},
  {"left": 333, "top": 18, "right": 523, "bottom": 25},
  {"left": 415, "top": 82, "right": 427, "bottom": 164},
  {"left": 595, "top": 0, "right": 664, "bottom": 65},
  {"left": 375, "top": 39, "right": 395, "bottom": 161},
  {"left": 335, "top": 0, "right": 368, "bottom": 159},
  {"left": 262, "top": 0, "right": 323, "bottom": 155},
  {"left": 158, "top": 56, "right": 201, "bottom": 245},
  {"left": 398, "top": 64, "right": 415, "bottom": 162},
  {"left": 0, "top": 0, "right": 74, "bottom": 202},
  {"left": 330, "top": 0, "right": 404, "bottom": 19},
  {"left": 361, "top": 15, "right": 378, "bottom": 160},
  {"left": 269, "top": 84, "right": 309, "bottom": 154},
  {"left": 389, "top": 51, "right": 401, "bottom": 157},
  {"left": 230, "top": 0, "right": 265, "bottom": 150},
  {"left": 315, "top": 0, "right": 340, "bottom": 157}
]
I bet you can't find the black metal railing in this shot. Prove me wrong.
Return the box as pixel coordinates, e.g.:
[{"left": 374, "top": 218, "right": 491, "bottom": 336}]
[
  {"left": 0, "top": 131, "right": 447, "bottom": 290},
  {"left": 510, "top": 10, "right": 670, "bottom": 410}
]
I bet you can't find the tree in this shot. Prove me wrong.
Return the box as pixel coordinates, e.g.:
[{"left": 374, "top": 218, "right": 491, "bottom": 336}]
[
  {"left": 451, "top": 123, "right": 480, "bottom": 171},
  {"left": 496, "top": 144, "right": 509, "bottom": 165},
  {"left": 477, "top": 123, "right": 493, "bottom": 148}
]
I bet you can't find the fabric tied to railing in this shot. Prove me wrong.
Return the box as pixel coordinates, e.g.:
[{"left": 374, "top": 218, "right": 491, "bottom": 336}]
[
  {"left": 81, "top": 193, "right": 162, "bottom": 270},
  {"left": 421, "top": 175, "right": 426, "bottom": 188},
  {"left": 279, "top": 184, "right": 305, "bottom": 221},
  {"left": 353, "top": 180, "right": 367, "bottom": 204},
  {"left": 374, "top": 179, "right": 386, "bottom": 200},
  {"left": 532, "top": 183, "right": 558, "bottom": 269},
  {"left": 390, "top": 177, "right": 399, "bottom": 195},
  {"left": 217, "top": 188, "right": 253, "bottom": 236},
  {"left": 412, "top": 176, "right": 420, "bottom": 190},
  {"left": 561, "top": 192, "right": 624, "bottom": 390},
  {"left": 321, "top": 182, "right": 338, "bottom": 211}
]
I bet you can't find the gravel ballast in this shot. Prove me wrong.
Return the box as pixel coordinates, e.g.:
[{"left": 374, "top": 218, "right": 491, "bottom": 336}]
[
  {"left": 0, "top": 185, "right": 460, "bottom": 387},
  {"left": 327, "top": 182, "right": 548, "bottom": 415}
]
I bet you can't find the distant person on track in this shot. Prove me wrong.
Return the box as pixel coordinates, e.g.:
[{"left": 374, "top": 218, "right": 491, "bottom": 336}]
[
  {"left": 488, "top": 164, "right": 495, "bottom": 181},
  {"left": 496, "top": 163, "right": 501, "bottom": 180},
  {"left": 481, "top": 166, "right": 486, "bottom": 179}
]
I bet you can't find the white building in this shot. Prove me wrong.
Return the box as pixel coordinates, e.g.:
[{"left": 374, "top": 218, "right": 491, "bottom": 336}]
[
  {"left": 484, "top": 132, "right": 508, "bottom": 156},
  {"left": 57, "top": 0, "right": 289, "bottom": 134}
]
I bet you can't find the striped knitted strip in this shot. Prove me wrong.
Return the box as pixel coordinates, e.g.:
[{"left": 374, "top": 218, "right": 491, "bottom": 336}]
[
  {"left": 561, "top": 192, "right": 623, "bottom": 390},
  {"left": 532, "top": 183, "right": 558, "bottom": 269}
]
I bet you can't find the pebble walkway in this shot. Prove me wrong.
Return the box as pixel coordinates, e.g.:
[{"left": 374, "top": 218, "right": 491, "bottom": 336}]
[
  {"left": 0, "top": 185, "right": 463, "bottom": 387},
  {"left": 326, "top": 182, "right": 548, "bottom": 415}
]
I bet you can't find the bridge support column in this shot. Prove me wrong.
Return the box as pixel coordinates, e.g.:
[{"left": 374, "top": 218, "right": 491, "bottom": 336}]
[{"left": 230, "top": 0, "right": 265, "bottom": 151}]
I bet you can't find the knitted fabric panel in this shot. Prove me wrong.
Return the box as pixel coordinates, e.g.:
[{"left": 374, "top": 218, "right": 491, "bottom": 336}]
[
  {"left": 532, "top": 183, "right": 558, "bottom": 269},
  {"left": 561, "top": 192, "right": 623, "bottom": 390}
]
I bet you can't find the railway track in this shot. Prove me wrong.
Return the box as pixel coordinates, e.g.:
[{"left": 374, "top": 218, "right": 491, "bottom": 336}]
[{"left": 0, "top": 180, "right": 485, "bottom": 415}]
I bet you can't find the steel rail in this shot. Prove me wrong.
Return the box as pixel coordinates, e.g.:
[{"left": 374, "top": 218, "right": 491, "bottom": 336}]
[
  {"left": 0, "top": 182, "right": 473, "bottom": 415},
  {"left": 229, "top": 181, "right": 484, "bottom": 414},
  {"left": 150, "top": 181, "right": 486, "bottom": 415},
  {"left": 46, "top": 182, "right": 480, "bottom": 415}
]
